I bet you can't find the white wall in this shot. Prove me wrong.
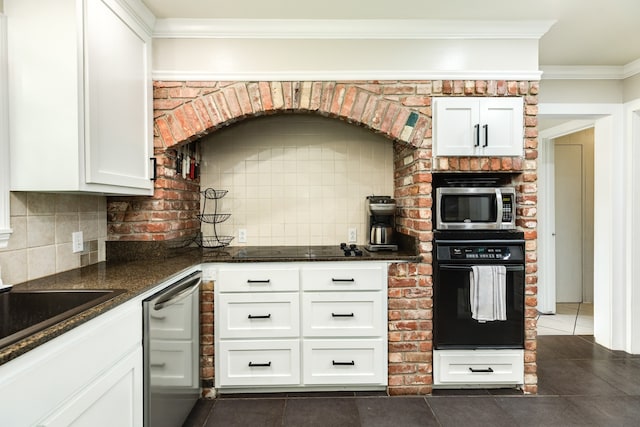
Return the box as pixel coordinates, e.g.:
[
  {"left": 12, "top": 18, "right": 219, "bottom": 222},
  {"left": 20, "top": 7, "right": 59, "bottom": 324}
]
[
  {"left": 623, "top": 73, "right": 640, "bottom": 102},
  {"left": 150, "top": 19, "right": 547, "bottom": 81},
  {"left": 153, "top": 38, "right": 540, "bottom": 81},
  {"left": 539, "top": 79, "right": 623, "bottom": 104}
]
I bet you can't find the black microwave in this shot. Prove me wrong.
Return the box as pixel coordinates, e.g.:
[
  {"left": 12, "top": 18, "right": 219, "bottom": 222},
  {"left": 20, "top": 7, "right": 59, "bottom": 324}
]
[{"left": 435, "top": 187, "right": 516, "bottom": 230}]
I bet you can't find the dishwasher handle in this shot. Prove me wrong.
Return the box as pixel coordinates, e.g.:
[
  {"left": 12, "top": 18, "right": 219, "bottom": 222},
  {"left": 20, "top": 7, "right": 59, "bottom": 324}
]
[{"left": 154, "top": 272, "right": 202, "bottom": 311}]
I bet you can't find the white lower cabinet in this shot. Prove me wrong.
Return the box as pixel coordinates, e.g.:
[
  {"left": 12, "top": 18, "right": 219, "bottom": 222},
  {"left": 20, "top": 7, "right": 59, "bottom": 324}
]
[
  {"left": 303, "top": 339, "right": 386, "bottom": 385},
  {"left": 0, "top": 299, "right": 143, "bottom": 426},
  {"left": 302, "top": 291, "right": 382, "bottom": 337},
  {"left": 214, "top": 262, "right": 388, "bottom": 393},
  {"left": 433, "top": 349, "right": 524, "bottom": 387},
  {"left": 39, "top": 348, "right": 142, "bottom": 427},
  {"left": 218, "top": 340, "right": 301, "bottom": 386}
]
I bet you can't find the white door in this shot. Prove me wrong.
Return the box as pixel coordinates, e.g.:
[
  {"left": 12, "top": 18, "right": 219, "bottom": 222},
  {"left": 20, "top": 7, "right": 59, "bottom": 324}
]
[{"left": 554, "top": 143, "right": 583, "bottom": 302}]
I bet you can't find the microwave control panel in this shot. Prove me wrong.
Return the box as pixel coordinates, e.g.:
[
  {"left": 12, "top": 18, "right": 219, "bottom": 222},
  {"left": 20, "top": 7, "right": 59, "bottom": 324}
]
[{"left": 501, "top": 194, "right": 514, "bottom": 222}]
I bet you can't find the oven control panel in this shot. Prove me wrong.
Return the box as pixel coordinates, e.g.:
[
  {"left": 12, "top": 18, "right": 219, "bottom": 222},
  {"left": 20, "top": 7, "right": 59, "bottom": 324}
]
[{"left": 450, "top": 246, "right": 512, "bottom": 260}]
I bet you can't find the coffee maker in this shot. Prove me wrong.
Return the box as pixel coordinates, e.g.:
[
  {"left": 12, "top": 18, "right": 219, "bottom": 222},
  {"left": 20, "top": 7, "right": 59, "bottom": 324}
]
[{"left": 366, "top": 195, "right": 398, "bottom": 251}]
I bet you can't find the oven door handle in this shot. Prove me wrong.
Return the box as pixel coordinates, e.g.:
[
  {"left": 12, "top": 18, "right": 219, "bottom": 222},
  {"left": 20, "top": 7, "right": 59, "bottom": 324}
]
[{"left": 439, "top": 265, "right": 524, "bottom": 272}]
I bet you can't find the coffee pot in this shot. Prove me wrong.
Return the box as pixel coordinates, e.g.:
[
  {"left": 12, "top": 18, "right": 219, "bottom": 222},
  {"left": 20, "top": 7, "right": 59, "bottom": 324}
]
[{"left": 365, "top": 196, "right": 398, "bottom": 251}]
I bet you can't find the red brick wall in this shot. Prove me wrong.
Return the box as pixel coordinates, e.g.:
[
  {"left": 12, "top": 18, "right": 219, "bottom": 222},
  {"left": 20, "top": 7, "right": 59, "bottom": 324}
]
[{"left": 107, "top": 79, "right": 539, "bottom": 395}]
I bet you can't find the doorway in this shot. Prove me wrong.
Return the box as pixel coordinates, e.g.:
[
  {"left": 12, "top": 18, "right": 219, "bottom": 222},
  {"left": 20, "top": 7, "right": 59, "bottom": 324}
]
[
  {"left": 538, "top": 126, "right": 595, "bottom": 335},
  {"left": 553, "top": 128, "right": 594, "bottom": 304}
]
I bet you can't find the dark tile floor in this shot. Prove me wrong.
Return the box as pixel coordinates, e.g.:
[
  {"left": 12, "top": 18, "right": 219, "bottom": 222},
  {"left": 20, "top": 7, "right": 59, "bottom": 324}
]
[{"left": 184, "top": 336, "right": 640, "bottom": 426}]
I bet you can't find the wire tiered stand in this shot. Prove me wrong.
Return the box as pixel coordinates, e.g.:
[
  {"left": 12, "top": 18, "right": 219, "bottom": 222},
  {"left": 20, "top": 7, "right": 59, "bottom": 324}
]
[{"left": 196, "top": 188, "right": 234, "bottom": 250}]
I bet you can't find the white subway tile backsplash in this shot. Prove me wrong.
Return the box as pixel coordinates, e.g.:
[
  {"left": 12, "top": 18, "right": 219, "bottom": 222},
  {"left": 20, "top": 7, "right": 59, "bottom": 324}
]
[{"left": 200, "top": 115, "right": 394, "bottom": 247}]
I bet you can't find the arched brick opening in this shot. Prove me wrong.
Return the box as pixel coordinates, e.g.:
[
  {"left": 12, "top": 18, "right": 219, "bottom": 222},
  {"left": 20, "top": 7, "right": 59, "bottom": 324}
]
[{"left": 107, "top": 79, "right": 539, "bottom": 395}]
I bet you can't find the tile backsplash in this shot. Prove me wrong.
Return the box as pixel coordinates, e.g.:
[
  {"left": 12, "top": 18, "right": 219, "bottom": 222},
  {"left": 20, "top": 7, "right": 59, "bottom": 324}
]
[
  {"left": 0, "top": 192, "right": 107, "bottom": 285},
  {"left": 199, "top": 114, "right": 394, "bottom": 246}
]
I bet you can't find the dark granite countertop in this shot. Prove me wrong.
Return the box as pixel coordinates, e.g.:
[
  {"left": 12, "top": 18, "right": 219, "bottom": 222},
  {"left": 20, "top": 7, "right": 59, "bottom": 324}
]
[{"left": 0, "top": 246, "right": 421, "bottom": 366}]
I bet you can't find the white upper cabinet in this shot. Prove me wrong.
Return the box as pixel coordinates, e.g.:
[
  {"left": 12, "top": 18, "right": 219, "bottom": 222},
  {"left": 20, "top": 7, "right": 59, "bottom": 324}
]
[
  {"left": 6, "top": 0, "right": 155, "bottom": 195},
  {"left": 0, "top": 14, "right": 11, "bottom": 248},
  {"left": 433, "top": 97, "right": 524, "bottom": 157}
]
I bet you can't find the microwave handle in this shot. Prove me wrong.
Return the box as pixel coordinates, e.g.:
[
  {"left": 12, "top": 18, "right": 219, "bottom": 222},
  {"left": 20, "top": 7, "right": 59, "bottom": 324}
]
[{"left": 496, "top": 188, "right": 504, "bottom": 226}]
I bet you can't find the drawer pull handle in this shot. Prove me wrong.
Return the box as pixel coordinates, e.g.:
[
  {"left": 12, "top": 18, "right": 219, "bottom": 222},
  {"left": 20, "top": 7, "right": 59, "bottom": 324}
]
[
  {"left": 248, "top": 314, "right": 271, "bottom": 319},
  {"left": 469, "top": 367, "right": 494, "bottom": 373},
  {"left": 247, "top": 279, "right": 271, "bottom": 284},
  {"left": 331, "top": 312, "right": 354, "bottom": 317},
  {"left": 331, "top": 278, "right": 355, "bottom": 283},
  {"left": 150, "top": 362, "right": 166, "bottom": 368},
  {"left": 248, "top": 361, "right": 272, "bottom": 367},
  {"left": 332, "top": 360, "right": 355, "bottom": 366},
  {"left": 150, "top": 313, "right": 166, "bottom": 320}
]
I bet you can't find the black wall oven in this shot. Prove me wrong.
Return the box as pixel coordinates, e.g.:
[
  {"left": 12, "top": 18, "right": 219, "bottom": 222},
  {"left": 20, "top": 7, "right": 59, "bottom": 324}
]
[{"left": 433, "top": 231, "right": 525, "bottom": 349}]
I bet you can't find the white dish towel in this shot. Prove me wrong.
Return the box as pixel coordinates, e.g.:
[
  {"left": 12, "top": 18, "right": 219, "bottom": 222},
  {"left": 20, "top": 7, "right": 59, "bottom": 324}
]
[{"left": 470, "top": 265, "right": 507, "bottom": 322}]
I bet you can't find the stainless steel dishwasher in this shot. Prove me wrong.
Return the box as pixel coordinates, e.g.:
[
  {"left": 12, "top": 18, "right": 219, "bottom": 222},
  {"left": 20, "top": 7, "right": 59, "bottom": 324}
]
[{"left": 143, "top": 270, "right": 201, "bottom": 427}]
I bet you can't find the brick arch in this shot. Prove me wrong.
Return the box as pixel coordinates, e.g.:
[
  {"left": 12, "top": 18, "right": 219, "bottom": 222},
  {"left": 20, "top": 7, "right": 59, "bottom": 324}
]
[
  {"left": 153, "top": 81, "right": 430, "bottom": 150},
  {"left": 108, "top": 78, "right": 539, "bottom": 396}
]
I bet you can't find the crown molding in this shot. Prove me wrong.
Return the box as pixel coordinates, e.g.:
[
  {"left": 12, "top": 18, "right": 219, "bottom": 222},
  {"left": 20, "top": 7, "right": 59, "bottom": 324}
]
[
  {"left": 116, "top": 0, "right": 156, "bottom": 35},
  {"left": 152, "top": 18, "right": 555, "bottom": 40},
  {"left": 541, "top": 60, "right": 640, "bottom": 80},
  {"left": 152, "top": 69, "right": 544, "bottom": 82},
  {"left": 623, "top": 57, "right": 640, "bottom": 79}
]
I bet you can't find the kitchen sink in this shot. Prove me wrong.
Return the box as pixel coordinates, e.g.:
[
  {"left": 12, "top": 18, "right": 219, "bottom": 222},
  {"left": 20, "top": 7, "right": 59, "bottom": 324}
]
[{"left": 0, "top": 289, "right": 126, "bottom": 349}]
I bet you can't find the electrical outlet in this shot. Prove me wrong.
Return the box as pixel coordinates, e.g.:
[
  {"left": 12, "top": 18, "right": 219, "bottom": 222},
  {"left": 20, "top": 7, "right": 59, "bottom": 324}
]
[
  {"left": 238, "top": 228, "right": 247, "bottom": 243},
  {"left": 72, "top": 231, "right": 84, "bottom": 253},
  {"left": 348, "top": 227, "right": 357, "bottom": 243}
]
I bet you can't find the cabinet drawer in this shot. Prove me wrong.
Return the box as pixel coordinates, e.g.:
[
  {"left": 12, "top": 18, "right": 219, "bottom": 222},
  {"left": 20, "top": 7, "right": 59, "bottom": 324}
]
[
  {"left": 433, "top": 350, "right": 524, "bottom": 385},
  {"left": 149, "top": 340, "right": 197, "bottom": 387},
  {"left": 218, "top": 267, "right": 299, "bottom": 292},
  {"left": 303, "top": 339, "right": 386, "bottom": 385},
  {"left": 302, "top": 292, "right": 382, "bottom": 337},
  {"left": 218, "top": 293, "right": 300, "bottom": 338},
  {"left": 301, "top": 265, "right": 385, "bottom": 291},
  {"left": 218, "top": 340, "right": 300, "bottom": 387}
]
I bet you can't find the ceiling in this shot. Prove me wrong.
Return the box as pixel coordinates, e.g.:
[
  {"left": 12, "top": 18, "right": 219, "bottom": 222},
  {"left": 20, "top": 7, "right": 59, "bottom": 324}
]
[{"left": 142, "top": 0, "right": 640, "bottom": 69}]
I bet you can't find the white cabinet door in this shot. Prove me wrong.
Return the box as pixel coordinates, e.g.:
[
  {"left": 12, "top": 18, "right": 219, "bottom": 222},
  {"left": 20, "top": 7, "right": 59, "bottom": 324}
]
[
  {"left": 38, "top": 348, "right": 143, "bottom": 427},
  {"left": 5, "top": 0, "right": 153, "bottom": 195},
  {"left": 433, "top": 97, "right": 523, "bottom": 157},
  {"left": 481, "top": 98, "right": 524, "bottom": 156},
  {"left": 84, "top": 0, "right": 153, "bottom": 190},
  {"left": 433, "top": 98, "right": 480, "bottom": 156}
]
